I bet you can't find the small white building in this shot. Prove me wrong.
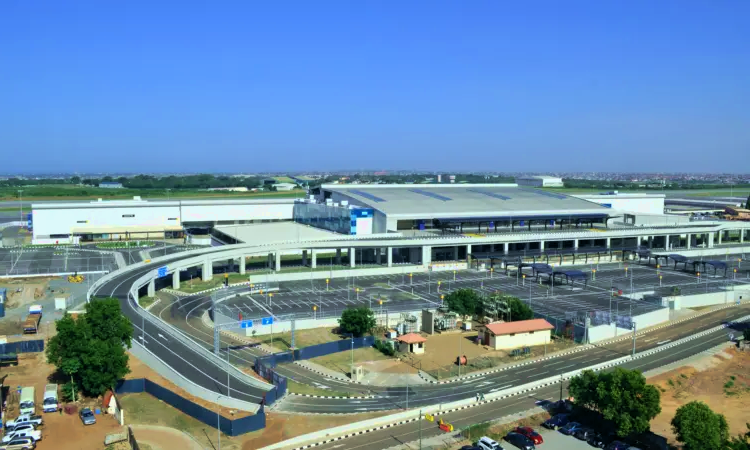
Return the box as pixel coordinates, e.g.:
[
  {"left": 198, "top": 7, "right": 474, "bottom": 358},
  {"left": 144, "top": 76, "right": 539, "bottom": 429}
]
[
  {"left": 515, "top": 176, "right": 564, "bottom": 188},
  {"left": 273, "top": 183, "right": 297, "bottom": 191},
  {"left": 396, "top": 333, "right": 427, "bottom": 354},
  {"left": 478, "top": 319, "right": 554, "bottom": 350}
]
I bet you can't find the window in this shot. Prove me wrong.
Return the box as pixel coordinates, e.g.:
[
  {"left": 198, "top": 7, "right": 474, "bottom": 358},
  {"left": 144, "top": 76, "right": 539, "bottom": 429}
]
[
  {"left": 168, "top": 217, "right": 177, "bottom": 220},
  {"left": 77, "top": 220, "right": 88, "bottom": 223},
  {"left": 509, "top": 333, "right": 515, "bottom": 337},
  {"left": 122, "top": 214, "right": 135, "bottom": 218},
  {"left": 529, "top": 331, "right": 535, "bottom": 334}
]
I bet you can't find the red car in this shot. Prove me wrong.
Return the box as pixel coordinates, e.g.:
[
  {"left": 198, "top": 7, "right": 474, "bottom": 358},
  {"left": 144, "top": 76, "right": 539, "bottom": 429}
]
[{"left": 514, "top": 426, "right": 544, "bottom": 445}]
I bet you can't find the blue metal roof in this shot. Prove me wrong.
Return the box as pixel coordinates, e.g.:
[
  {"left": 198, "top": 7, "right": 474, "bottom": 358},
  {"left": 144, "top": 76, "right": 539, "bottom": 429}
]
[
  {"left": 409, "top": 188, "right": 452, "bottom": 202},
  {"left": 350, "top": 189, "right": 386, "bottom": 203},
  {"left": 467, "top": 189, "right": 511, "bottom": 200}
]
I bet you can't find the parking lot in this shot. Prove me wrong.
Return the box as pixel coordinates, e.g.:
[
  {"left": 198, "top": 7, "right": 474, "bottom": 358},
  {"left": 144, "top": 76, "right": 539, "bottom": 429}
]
[
  {"left": 216, "top": 253, "right": 750, "bottom": 324},
  {"left": 0, "top": 247, "right": 117, "bottom": 276}
]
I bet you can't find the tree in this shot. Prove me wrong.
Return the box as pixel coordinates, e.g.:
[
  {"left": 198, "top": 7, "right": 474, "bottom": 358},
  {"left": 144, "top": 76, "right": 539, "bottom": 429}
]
[
  {"left": 744, "top": 328, "right": 750, "bottom": 342},
  {"left": 746, "top": 194, "right": 750, "bottom": 209},
  {"left": 671, "top": 401, "right": 729, "bottom": 450},
  {"left": 46, "top": 298, "right": 133, "bottom": 397},
  {"left": 569, "top": 367, "right": 661, "bottom": 437},
  {"left": 507, "top": 297, "right": 533, "bottom": 321},
  {"left": 444, "top": 289, "right": 482, "bottom": 318},
  {"left": 338, "top": 307, "right": 375, "bottom": 337},
  {"left": 726, "top": 423, "right": 750, "bottom": 450}
]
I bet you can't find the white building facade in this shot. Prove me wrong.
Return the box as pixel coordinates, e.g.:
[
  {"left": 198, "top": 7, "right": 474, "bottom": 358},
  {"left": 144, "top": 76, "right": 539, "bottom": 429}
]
[{"left": 515, "top": 176, "right": 564, "bottom": 187}]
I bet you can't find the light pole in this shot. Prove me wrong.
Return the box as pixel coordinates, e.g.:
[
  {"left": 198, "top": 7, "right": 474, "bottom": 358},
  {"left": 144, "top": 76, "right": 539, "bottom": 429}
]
[
  {"left": 227, "top": 348, "right": 231, "bottom": 398},
  {"left": 216, "top": 395, "right": 222, "bottom": 450}
]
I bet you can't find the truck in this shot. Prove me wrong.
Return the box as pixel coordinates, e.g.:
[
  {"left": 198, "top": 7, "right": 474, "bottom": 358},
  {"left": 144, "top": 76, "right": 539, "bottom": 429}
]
[
  {"left": 18, "top": 387, "right": 35, "bottom": 415},
  {"left": 3, "top": 413, "right": 43, "bottom": 431},
  {"left": 42, "top": 384, "right": 58, "bottom": 413},
  {"left": 22, "top": 314, "right": 41, "bottom": 334}
]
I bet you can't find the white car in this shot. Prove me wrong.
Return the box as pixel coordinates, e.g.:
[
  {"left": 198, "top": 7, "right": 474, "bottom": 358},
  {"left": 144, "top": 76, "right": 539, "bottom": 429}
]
[
  {"left": 1, "top": 429, "right": 41, "bottom": 444},
  {"left": 478, "top": 436, "right": 504, "bottom": 450},
  {"left": 4, "top": 415, "right": 42, "bottom": 431}
]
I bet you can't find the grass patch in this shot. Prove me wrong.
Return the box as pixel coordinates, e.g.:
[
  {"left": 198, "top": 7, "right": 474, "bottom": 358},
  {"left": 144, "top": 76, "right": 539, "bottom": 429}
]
[
  {"left": 287, "top": 379, "right": 350, "bottom": 397},
  {"left": 310, "top": 347, "right": 394, "bottom": 375},
  {"left": 139, "top": 296, "right": 157, "bottom": 309},
  {"left": 255, "top": 327, "right": 345, "bottom": 351},
  {"left": 174, "top": 274, "right": 250, "bottom": 293}
]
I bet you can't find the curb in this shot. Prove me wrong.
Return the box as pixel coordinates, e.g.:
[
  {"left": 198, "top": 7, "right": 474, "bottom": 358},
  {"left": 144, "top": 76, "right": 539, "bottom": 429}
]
[{"left": 282, "top": 314, "right": 750, "bottom": 449}]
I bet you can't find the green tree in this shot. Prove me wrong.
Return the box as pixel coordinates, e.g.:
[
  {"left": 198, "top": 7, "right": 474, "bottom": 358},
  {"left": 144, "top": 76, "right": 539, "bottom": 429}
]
[
  {"left": 746, "top": 194, "right": 750, "bottom": 209},
  {"left": 338, "top": 307, "right": 376, "bottom": 337},
  {"left": 744, "top": 328, "right": 750, "bottom": 342},
  {"left": 46, "top": 298, "right": 133, "bottom": 397},
  {"left": 507, "top": 297, "right": 533, "bottom": 321},
  {"left": 444, "top": 289, "right": 482, "bottom": 318},
  {"left": 568, "top": 367, "right": 661, "bottom": 437},
  {"left": 727, "top": 423, "right": 750, "bottom": 450},
  {"left": 671, "top": 401, "right": 729, "bottom": 450}
]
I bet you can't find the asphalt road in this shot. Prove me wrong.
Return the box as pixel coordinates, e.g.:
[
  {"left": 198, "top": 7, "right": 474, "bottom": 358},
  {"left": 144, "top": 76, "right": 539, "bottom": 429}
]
[
  {"left": 309, "top": 321, "right": 746, "bottom": 450},
  {"left": 161, "top": 276, "right": 750, "bottom": 413},
  {"left": 91, "top": 252, "right": 273, "bottom": 405},
  {"left": 0, "top": 246, "right": 117, "bottom": 275}
]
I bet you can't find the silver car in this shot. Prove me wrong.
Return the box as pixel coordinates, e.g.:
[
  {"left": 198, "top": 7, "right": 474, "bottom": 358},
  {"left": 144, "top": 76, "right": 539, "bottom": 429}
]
[{"left": 79, "top": 408, "right": 96, "bottom": 425}]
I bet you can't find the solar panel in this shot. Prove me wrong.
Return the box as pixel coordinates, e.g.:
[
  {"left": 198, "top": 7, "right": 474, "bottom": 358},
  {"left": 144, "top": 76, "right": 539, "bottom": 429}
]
[
  {"left": 409, "top": 189, "right": 452, "bottom": 201},
  {"left": 521, "top": 189, "right": 567, "bottom": 200},
  {"left": 350, "top": 190, "right": 386, "bottom": 203},
  {"left": 467, "top": 188, "right": 511, "bottom": 200}
]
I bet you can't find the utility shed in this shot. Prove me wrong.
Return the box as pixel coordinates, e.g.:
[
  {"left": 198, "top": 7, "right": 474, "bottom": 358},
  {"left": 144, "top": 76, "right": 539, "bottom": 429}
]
[
  {"left": 479, "top": 319, "right": 554, "bottom": 350},
  {"left": 396, "top": 333, "right": 427, "bottom": 354}
]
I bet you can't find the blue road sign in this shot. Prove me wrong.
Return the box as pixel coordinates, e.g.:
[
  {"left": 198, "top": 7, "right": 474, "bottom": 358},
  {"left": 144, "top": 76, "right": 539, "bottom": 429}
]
[
  {"left": 157, "top": 266, "right": 168, "bottom": 277},
  {"left": 241, "top": 320, "right": 253, "bottom": 329},
  {"left": 261, "top": 317, "right": 274, "bottom": 326}
]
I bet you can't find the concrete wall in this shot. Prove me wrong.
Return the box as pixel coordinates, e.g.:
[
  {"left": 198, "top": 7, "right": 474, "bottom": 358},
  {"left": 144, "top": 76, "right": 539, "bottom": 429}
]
[
  {"left": 672, "top": 291, "right": 736, "bottom": 310},
  {"left": 631, "top": 307, "right": 670, "bottom": 329},
  {"left": 490, "top": 330, "right": 550, "bottom": 350},
  {"left": 32, "top": 202, "right": 181, "bottom": 239},
  {"left": 574, "top": 194, "right": 665, "bottom": 216},
  {"left": 586, "top": 307, "right": 669, "bottom": 343}
]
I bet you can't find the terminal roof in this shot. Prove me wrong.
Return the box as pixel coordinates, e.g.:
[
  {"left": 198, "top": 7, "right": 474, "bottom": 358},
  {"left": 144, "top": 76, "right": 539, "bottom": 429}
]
[{"left": 322, "top": 184, "right": 611, "bottom": 219}]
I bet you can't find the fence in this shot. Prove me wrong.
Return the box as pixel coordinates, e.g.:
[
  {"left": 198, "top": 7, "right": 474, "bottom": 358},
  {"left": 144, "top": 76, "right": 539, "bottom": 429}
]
[
  {"left": 0, "top": 339, "right": 44, "bottom": 354},
  {"left": 254, "top": 358, "right": 287, "bottom": 406},
  {"left": 115, "top": 378, "right": 266, "bottom": 436},
  {"left": 127, "top": 426, "right": 140, "bottom": 450}
]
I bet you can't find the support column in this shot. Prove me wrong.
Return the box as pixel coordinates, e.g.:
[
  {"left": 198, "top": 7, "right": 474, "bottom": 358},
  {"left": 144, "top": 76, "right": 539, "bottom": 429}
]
[
  {"left": 275, "top": 252, "right": 281, "bottom": 271},
  {"left": 466, "top": 244, "right": 472, "bottom": 262},
  {"left": 718, "top": 231, "right": 722, "bottom": 245},
  {"left": 539, "top": 241, "right": 545, "bottom": 251},
  {"left": 686, "top": 234, "right": 691, "bottom": 249},
  {"left": 741, "top": 230, "right": 745, "bottom": 244},
  {"left": 453, "top": 246, "right": 459, "bottom": 261},
  {"left": 350, "top": 248, "right": 356, "bottom": 268},
  {"left": 387, "top": 247, "right": 393, "bottom": 267},
  {"left": 503, "top": 242, "right": 509, "bottom": 254},
  {"left": 302, "top": 250, "right": 308, "bottom": 267},
  {"left": 422, "top": 245, "right": 432, "bottom": 268},
  {"left": 336, "top": 249, "right": 342, "bottom": 265},
  {"left": 147, "top": 279, "right": 155, "bottom": 297},
  {"left": 606, "top": 237, "right": 611, "bottom": 249},
  {"left": 311, "top": 249, "right": 317, "bottom": 269},
  {"left": 708, "top": 233, "right": 714, "bottom": 248},
  {"left": 573, "top": 239, "right": 579, "bottom": 250},
  {"left": 202, "top": 259, "right": 212, "bottom": 281},
  {"left": 172, "top": 271, "right": 180, "bottom": 289},
  {"left": 648, "top": 236, "right": 653, "bottom": 248},
  {"left": 239, "top": 256, "right": 246, "bottom": 275},
  {"left": 664, "top": 235, "right": 670, "bottom": 250},
  {"left": 375, "top": 248, "right": 382, "bottom": 265}
]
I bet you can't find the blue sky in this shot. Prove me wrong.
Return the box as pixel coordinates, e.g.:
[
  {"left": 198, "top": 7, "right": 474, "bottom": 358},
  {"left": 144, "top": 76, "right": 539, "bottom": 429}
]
[{"left": 1, "top": 1, "right": 748, "bottom": 174}]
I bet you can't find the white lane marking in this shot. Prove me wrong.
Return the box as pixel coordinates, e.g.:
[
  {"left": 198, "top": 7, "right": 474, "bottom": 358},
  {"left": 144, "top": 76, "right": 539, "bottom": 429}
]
[
  {"left": 657, "top": 339, "right": 671, "bottom": 345},
  {"left": 158, "top": 333, "right": 168, "bottom": 340}
]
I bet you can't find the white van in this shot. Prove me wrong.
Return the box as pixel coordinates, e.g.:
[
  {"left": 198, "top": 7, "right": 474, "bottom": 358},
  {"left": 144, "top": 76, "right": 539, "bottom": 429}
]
[
  {"left": 42, "top": 385, "right": 58, "bottom": 413},
  {"left": 19, "top": 388, "right": 35, "bottom": 416}
]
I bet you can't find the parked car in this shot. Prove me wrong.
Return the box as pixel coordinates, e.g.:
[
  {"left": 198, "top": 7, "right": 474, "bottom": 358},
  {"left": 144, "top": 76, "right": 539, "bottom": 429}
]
[
  {"left": 1, "top": 425, "right": 36, "bottom": 437},
  {"left": 79, "top": 408, "right": 96, "bottom": 425},
  {"left": 605, "top": 441, "right": 630, "bottom": 450},
  {"left": 504, "top": 432, "right": 535, "bottom": 450},
  {"left": 1, "top": 429, "right": 41, "bottom": 445},
  {"left": 574, "top": 427, "right": 595, "bottom": 440},
  {"left": 477, "top": 436, "right": 504, "bottom": 450},
  {"left": 0, "top": 437, "right": 35, "bottom": 450},
  {"left": 513, "top": 427, "right": 543, "bottom": 445},
  {"left": 559, "top": 422, "right": 583, "bottom": 435},
  {"left": 586, "top": 432, "right": 611, "bottom": 448},
  {"left": 542, "top": 414, "right": 569, "bottom": 430},
  {"left": 4, "top": 414, "right": 42, "bottom": 431}
]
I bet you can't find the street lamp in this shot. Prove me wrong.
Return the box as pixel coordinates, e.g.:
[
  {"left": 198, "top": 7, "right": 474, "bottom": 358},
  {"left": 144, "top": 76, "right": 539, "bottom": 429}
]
[{"left": 18, "top": 189, "right": 23, "bottom": 226}]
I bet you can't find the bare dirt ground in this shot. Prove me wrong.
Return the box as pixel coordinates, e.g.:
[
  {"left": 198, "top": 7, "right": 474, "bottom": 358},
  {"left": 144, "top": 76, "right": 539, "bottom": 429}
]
[
  {"left": 0, "top": 277, "right": 54, "bottom": 310},
  {"left": 648, "top": 346, "right": 750, "bottom": 444},
  {"left": 0, "top": 352, "right": 122, "bottom": 450},
  {"left": 402, "top": 331, "right": 577, "bottom": 379}
]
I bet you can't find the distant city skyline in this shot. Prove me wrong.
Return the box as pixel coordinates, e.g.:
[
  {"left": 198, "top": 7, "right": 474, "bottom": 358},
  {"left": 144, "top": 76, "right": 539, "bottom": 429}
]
[{"left": 1, "top": 1, "right": 748, "bottom": 173}]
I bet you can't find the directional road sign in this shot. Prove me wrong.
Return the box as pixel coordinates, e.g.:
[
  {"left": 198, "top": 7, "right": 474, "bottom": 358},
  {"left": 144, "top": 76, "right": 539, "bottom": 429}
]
[
  {"left": 261, "top": 317, "right": 274, "bottom": 326},
  {"left": 157, "top": 266, "right": 168, "bottom": 277},
  {"left": 241, "top": 320, "right": 253, "bottom": 329}
]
